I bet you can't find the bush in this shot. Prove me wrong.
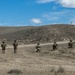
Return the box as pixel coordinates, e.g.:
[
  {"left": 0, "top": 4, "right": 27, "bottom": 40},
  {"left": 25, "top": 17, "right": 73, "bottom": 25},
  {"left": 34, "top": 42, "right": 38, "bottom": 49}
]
[
  {"left": 50, "top": 66, "right": 65, "bottom": 75},
  {"left": 50, "top": 67, "right": 55, "bottom": 72},
  {"left": 7, "top": 69, "right": 23, "bottom": 75},
  {"left": 57, "top": 66, "right": 65, "bottom": 73}
]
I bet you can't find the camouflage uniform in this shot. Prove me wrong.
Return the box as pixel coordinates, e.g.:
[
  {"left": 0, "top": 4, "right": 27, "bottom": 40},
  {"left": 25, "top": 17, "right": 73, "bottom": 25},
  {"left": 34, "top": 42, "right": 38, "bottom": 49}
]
[
  {"left": 13, "top": 40, "right": 18, "bottom": 53},
  {"left": 1, "top": 42, "right": 7, "bottom": 54},
  {"left": 36, "top": 43, "right": 41, "bottom": 52},
  {"left": 68, "top": 40, "right": 73, "bottom": 49},
  {"left": 52, "top": 42, "right": 58, "bottom": 50}
]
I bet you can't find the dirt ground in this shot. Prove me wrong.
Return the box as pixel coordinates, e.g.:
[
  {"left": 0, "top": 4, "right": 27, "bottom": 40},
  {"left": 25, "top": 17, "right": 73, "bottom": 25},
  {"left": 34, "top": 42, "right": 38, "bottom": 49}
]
[{"left": 0, "top": 42, "right": 75, "bottom": 75}]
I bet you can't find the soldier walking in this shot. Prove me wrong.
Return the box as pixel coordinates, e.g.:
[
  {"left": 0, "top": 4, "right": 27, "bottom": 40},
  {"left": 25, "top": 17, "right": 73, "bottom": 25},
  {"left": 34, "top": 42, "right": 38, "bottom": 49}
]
[
  {"left": 1, "top": 41, "right": 7, "bottom": 54},
  {"left": 36, "top": 43, "right": 41, "bottom": 52},
  {"left": 52, "top": 41, "right": 58, "bottom": 50},
  {"left": 68, "top": 40, "right": 73, "bottom": 49},
  {"left": 13, "top": 40, "right": 18, "bottom": 53}
]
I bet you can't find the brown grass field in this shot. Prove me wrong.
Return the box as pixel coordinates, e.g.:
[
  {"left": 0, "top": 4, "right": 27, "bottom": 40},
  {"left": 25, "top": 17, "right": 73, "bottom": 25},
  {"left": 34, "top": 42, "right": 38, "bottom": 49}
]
[{"left": 0, "top": 42, "right": 75, "bottom": 75}]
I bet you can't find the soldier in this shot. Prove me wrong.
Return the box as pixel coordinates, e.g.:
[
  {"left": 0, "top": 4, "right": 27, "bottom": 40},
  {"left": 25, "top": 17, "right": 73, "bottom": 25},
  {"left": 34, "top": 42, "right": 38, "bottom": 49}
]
[
  {"left": 1, "top": 41, "right": 7, "bottom": 54},
  {"left": 52, "top": 41, "right": 58, "bottom": 50},
  {"left": 36, "top": 43, "right": 41, "bottom": 52},
  {"left": 68, "top": 40, "right": 73, "bottom": 49},
  {"left": 13, "top": 40, "right": 18, "bottom": 53}
]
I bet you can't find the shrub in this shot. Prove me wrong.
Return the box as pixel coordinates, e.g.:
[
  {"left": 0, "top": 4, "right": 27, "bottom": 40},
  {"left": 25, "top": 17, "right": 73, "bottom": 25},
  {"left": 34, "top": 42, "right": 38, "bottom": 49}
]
[
  {"left": 7, "top": 69, "right": 23, "bottom": 75},
  {"left": 57, "top": 66, "right": 65, "bottom": 73}
]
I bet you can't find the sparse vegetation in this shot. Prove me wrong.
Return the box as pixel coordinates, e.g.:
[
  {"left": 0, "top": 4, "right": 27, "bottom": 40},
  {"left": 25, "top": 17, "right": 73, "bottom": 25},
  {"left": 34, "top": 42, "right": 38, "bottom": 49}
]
[
  {"left": 0, "top": 24, "right": 75, "bottom": 43},
  {"left": 7, "top": 69, "right": 23, "bottom": 75},
  {"left": 0, "top": 24, "right": 75, "bottom": 75},
  {"left": 50, "top": 66, "right": 65, "bottom": 75},
  {"left": 50, "top": 66, "right": 55, "bottom": 72},
  {"left": 0, "top": 45, "right": 75, "bottom": 75},
  {"left": 57, "top": 66, "right": 65, "bottom": 73}
]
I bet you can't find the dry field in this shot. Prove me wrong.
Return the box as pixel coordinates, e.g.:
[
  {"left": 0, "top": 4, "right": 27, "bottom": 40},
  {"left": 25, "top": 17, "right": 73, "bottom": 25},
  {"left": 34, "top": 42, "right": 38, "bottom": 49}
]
[{"left": 0, "top": 42, "right": 75, "bottom": 75}]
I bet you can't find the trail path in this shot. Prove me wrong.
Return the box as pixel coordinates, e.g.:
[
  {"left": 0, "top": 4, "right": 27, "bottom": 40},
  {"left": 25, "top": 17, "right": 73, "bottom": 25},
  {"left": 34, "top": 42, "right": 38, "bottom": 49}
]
[{"left": 2, "top": 41, "right": 70, "bottom": 49}]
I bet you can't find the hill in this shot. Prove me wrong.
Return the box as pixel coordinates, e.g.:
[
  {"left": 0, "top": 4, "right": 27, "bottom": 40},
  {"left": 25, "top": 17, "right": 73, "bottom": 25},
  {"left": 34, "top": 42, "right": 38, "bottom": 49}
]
[{"left": 0, "top": 24, "right": 75, "bottom": 43}]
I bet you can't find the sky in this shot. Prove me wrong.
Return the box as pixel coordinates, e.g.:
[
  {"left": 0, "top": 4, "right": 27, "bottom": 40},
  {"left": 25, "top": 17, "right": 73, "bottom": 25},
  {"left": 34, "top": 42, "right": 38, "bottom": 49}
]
[{"left": 0, "top": 0, "right": 75, "bottom": 26}]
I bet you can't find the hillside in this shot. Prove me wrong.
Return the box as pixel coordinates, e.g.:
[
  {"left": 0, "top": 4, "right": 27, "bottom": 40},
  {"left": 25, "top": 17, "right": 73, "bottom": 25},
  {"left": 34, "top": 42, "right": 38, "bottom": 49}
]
[{"left": 0, "top": 24, "right": 75, "bottom": 43}]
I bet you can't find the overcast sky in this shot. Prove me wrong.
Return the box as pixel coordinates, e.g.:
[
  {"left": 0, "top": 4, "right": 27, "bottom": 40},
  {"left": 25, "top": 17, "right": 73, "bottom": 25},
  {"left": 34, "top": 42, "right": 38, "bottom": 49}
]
[{"left": 0, "top": 0, "right": 75, "bottom": 26}]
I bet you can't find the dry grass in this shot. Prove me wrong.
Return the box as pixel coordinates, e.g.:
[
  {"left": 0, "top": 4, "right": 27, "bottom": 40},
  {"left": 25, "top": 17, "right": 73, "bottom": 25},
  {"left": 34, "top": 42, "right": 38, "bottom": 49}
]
[{"left": 0, "top": 44, "right": 75, "bottom": 75}]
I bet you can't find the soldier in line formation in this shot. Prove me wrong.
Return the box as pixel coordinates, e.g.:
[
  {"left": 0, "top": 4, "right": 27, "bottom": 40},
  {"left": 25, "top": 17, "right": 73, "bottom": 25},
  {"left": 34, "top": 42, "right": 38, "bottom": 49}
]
[
  {"left": 35, "top": 41, "right": 58, "bottom": 52},
  {"left": 0, "top": 39, "right": 73, "bottom": 53},
  {"left": 1, "top": 41, "right": 7, "bottom": 54},
  {"left": 36, "top": 43, "right": 41, "bottom": 52},
  {"left": 52, "top": 41, "right": 58, "bottom": 50},
  {"left": 1, "top": 40, "right": 18, "bottom": 54},
  {"left": 13, "top": 40, "right": 18, "bottom": 53},
  {"left": 68, "top": 40, "right": 73, "bottom": 49},
  {"left": 35, "top": 40, "right": 74, "bottom": 52}
]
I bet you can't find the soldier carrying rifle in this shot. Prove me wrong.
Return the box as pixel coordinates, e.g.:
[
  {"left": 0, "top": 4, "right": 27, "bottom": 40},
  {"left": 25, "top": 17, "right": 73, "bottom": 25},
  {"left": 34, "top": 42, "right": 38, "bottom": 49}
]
[
  {"left": 36, "top": 43, "right": 41, "bottom": 52},
  {"left": 1, "top": 41, "right": 7, "bottom": 54},
  {"left": 13, "top": 40, "right": 18, "bottom": 53},
  {"left": 52, "top": 41, "right": 58, "bottom": 50},
  {"left": 68, "top": 40, "right": 73, "bottom": 49}
]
